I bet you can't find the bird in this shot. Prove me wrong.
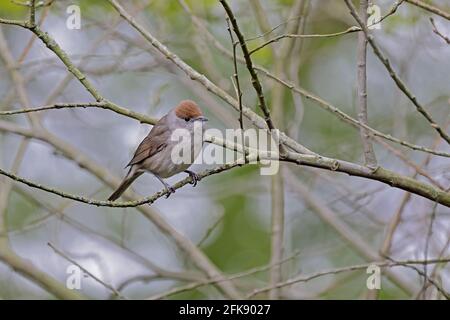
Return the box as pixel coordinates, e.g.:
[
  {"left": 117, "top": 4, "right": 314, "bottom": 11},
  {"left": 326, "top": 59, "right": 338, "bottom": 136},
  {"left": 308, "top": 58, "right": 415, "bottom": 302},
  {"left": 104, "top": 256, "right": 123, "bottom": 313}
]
[{"left": 108, "top": 100, "right": 208, "bottom": 201}]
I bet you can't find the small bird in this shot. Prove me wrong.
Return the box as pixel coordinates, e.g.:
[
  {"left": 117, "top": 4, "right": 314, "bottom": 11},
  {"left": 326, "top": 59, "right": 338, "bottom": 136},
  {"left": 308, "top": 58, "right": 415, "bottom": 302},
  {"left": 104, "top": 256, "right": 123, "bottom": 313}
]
[{"left": 108, "top": 100, "right": 208, "bottom": 201}]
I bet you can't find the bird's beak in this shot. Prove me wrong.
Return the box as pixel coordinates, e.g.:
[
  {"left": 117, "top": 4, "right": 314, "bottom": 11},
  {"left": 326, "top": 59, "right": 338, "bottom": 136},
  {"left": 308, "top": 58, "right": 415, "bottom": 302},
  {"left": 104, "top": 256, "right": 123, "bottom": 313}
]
[{"left": 195, "top": 116, "right": 208, "bottom": 122}]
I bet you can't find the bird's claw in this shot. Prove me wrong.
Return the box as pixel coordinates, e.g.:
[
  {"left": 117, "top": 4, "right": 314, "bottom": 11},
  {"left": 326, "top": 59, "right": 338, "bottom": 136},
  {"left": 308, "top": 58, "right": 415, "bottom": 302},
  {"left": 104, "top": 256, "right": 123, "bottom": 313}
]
[
  {"left": 165, "top": 186, "right": 176, "bottom": 198},
  {"left": 185, "top": 170, "right": 199, "bottom": 187}
]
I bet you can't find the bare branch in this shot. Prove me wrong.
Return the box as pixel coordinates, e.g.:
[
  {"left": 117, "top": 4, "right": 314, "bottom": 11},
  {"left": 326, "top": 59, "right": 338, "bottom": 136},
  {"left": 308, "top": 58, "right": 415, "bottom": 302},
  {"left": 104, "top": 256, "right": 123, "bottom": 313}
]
[
  {"left": 147, "top": 251, "right": 301, "bottom": 300},
  {"left": 430, "top": 17, "right": 450, "bottom": 44},
  {"left": 0, "top": 18, "right": 27, "bottom": 27},
  {"left": 356, "top": 0, "right": 377, "bottom": 168},
  {"left": 219, "top": 0, "right": 280, "bottom": 137}
]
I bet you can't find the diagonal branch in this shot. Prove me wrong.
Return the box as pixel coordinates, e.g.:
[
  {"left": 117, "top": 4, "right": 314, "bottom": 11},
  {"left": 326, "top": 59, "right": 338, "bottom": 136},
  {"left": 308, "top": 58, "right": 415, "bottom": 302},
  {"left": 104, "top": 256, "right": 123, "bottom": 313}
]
[{"left": 219, "top": 0, "right": 278, "bottom": 134}]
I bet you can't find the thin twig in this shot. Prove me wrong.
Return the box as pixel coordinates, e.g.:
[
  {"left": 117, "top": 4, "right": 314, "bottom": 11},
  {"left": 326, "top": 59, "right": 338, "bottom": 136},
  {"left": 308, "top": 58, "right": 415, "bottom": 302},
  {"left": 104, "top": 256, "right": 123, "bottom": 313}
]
[
  {"left": 430, "top": 17, "right": 450, "bottom": 44},
  {"left": 178, "top": 7, "right": 450, "bottom": 158},
  {"left": 147, "top": 250, "right": 301, "bottom": 300},
  {"left": 405, "top": 0, "right": 450, "bottom": 20},
  {"left": 0, "top": 26, "right": 86, "bottom": 300},
  {"left": 384, "top": 256, "right": 449, "bottom": 299},
  {"left": 109, "top": 0, "right": 312, "bottom": 156},
  {"left": 376, "top": 138, "right": 444, "bottom": 189},
  {"left": 356, "top": 0, "right": 377, "bottom": 168},
  {"left": 197, "top": 213, "right": 225, "bottom": 247},
  {"left": 249, "top": 27, "right": 360, "bottom": 55}
]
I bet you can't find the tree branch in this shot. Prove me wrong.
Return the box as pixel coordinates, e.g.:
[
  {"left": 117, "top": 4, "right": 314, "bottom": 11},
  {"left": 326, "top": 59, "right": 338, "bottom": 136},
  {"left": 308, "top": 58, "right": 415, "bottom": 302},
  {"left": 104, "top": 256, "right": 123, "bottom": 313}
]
[
  {"left": 219, "top": 0, "right": 279, "bottom": 135},
  {"left": 47, "top": 242, "right": 125, "bottom": 299},
  {"left": 356, "top": 0, "right": 377, "bottom": 168},
  {"left": 249, "top": 26, "right": 360, "bottom": 55}
]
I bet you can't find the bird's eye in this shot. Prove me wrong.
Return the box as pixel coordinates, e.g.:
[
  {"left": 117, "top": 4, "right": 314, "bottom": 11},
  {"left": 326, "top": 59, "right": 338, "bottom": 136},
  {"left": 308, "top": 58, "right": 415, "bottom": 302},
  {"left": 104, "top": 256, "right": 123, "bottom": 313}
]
[{"left": 185, "top": 118, "right": 190, "bottom": 122}]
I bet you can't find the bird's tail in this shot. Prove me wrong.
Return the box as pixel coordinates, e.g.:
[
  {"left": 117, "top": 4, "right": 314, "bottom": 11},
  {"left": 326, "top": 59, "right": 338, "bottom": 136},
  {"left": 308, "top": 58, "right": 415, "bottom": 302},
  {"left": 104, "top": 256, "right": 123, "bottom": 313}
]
[{"left": 108, "top": 169, "right": 143, "bottom": 201}]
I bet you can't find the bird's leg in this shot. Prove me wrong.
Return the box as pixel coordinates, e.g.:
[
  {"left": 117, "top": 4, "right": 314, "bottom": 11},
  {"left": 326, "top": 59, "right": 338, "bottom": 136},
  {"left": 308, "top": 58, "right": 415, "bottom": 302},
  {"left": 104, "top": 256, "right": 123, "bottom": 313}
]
[
  {"left": 153, "top": 174, "right": 175, "bottom": 198},
  {"left": 184, "top": 170, "right": 200, "bottom": 187}
]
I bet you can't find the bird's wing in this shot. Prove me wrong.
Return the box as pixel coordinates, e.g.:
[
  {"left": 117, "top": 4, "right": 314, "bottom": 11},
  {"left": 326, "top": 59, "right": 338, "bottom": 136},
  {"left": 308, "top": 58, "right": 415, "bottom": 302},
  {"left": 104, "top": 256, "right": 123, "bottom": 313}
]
[{"left": 126, "top": 117, "right": 171, "bottom": 167}]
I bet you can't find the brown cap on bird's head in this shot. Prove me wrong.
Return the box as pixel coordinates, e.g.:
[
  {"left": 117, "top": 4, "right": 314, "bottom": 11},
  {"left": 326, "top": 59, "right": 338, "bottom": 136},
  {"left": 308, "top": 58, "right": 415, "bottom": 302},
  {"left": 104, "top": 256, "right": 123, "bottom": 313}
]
[{"left": 175, "top": 100, "right": 206, "bottom": 121}]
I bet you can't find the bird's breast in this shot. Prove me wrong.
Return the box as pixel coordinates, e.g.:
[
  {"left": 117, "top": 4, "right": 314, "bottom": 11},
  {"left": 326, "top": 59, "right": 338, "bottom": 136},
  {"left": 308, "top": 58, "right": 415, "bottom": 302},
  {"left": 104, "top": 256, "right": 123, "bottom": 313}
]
[{"left": 141, "top": 134, "right": 203, "bottom": 178}]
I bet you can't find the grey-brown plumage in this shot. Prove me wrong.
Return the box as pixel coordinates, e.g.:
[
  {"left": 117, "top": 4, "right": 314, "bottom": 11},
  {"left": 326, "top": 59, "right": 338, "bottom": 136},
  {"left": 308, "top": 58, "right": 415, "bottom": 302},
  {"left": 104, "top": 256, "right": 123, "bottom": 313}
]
[{"left": 108, "top": 100, "right": 207, "bottom": 201}]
